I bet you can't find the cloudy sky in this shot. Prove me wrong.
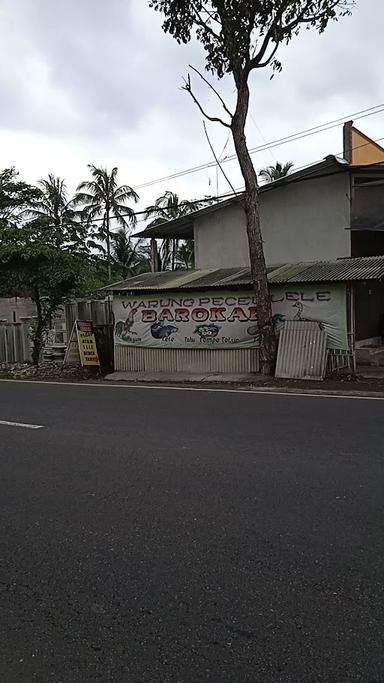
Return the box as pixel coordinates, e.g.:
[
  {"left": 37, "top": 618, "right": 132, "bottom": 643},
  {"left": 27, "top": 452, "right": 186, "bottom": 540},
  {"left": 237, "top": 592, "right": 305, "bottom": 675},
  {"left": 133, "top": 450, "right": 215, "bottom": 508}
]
[{"left": 0, "top": 0, "right": 382, "bottom": 225}]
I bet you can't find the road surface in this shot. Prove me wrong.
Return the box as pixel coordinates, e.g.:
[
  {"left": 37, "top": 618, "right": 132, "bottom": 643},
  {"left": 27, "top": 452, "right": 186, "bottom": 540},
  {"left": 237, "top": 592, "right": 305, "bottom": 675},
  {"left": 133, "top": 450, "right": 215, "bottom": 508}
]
[{"left": 0, "top": 380, "right": 383, "bottom": 682}]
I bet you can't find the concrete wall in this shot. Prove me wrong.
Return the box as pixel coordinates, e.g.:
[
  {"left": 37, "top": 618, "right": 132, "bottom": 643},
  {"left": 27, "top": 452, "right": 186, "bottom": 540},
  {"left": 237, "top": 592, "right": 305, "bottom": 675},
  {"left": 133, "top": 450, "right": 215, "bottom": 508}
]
[
  {"left": 194, "top": 173, "right": 351, "bottom": 268},
  {"left": 0, "top": 297, "right": 36, "bottom": 322},
  {"left": 194, "top": 203, "right": 250, "bottom": 269}
]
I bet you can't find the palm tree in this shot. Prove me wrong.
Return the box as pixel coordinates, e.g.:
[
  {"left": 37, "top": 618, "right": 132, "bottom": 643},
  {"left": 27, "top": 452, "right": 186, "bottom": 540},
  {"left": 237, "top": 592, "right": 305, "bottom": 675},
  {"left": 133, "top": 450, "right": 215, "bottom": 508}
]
[
  {"left": 111, "top": 228, "right": 151, "bottom": 280},
  {"left": 259, "top": 161, "right": 294, "bottom": 183},
  {"left": 145, "top": 191, "right": 203, "bottom": 270},
  {"left": 177, "top": 240, "right": 195, "bottom": 269},
  {"left": 74, "top": 165, "right": 139, "bottom": 281},
  {"left": 26, "top": 174, "right": 82, "bottom": 246},
  {"left": 0, "top": 167, "right": 40, "bottom": 229}
]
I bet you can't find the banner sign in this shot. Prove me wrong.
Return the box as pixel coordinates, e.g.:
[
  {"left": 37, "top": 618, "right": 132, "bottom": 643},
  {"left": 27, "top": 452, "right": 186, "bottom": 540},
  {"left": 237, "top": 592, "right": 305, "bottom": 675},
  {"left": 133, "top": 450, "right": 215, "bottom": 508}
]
[
  {"left": 76, "top": 320, "right": 100, "bottom": 366},
  {"left": 114, "top": 285, "right": 348, "bottom": 350},
  {"left": 270, "top": 284, "right": 347, "bottom": 349}
]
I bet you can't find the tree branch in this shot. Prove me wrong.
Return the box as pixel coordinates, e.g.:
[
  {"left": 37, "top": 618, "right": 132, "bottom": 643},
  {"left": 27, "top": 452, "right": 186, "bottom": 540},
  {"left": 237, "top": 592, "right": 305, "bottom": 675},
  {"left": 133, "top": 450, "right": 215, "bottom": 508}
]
[
  {"left": 247, "top": 0, "right": 350, "bottom": 74},
  {"left": 189, "top": 65, "right": 233, "bottom": 118},
  {"left": 190, "top": 0, "right": 220, "bottom": 40},
  {"left": 256, "top": 42, "right": 279, "bottom": 69},
  {"left": 280, "top": 0, "right": 352, "bottom": 39},
  {"left": 182, "top": 75, "right": 231, "bottom": 128},
  {"left": 200, "top": 6, "right": 221, "bottom": 27},
  {"left": 247, "top": 5, "right": 285, "bottom": 71}
]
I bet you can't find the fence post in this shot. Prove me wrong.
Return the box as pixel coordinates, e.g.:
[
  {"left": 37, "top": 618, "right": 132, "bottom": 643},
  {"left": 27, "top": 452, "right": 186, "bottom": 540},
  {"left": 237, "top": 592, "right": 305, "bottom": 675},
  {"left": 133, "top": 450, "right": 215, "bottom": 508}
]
[
  {"left": 21, "top": 320, "right": 32, "bottom": 362},
  {"left": 0, "top": 322, "right": 33, "bottom": 363},
  {"left": 0, "top": 327, "right": 5, "bottom": 363},
  {"left": 77, "top": 301, "right": 91, "bottom": 321},
  {"left": 65, "top": 303, "right": 77, "bottom": 342}
]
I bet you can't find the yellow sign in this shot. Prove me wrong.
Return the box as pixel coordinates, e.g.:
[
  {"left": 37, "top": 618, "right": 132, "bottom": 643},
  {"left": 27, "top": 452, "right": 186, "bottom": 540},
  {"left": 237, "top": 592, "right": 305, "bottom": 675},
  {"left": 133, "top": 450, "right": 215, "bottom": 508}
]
[{"left": 76, "top": 320, "right": 100, "bottom": 366}]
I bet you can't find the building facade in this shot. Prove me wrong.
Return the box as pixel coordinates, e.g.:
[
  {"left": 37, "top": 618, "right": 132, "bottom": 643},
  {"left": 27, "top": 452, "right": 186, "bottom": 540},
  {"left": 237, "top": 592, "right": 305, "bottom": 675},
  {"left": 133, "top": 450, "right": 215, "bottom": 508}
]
[
  {"left": 109, "top": 123, "right": 384, "bottom": 374},
  {"left": 139, "top": 156, "right": 384, "bottom": 270}
]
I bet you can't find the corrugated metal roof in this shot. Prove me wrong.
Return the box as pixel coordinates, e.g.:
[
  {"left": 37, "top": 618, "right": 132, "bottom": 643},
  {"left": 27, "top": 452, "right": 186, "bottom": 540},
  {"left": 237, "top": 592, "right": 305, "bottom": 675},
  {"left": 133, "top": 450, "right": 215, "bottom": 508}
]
[
  {"left": 268, "top": 256, "right": 384, "bottom": 283},
  {"left": 106, "top": 255, "right": 384, "bottom": 292},
  {"left": 106, "top": 268, "right": 252, "bottom": 292},
  {"left": 180, "top": 268, "right": 251, "bottom": 289},
  {"left": 106, "top": 270, "right": 210, "bottom": 292}
]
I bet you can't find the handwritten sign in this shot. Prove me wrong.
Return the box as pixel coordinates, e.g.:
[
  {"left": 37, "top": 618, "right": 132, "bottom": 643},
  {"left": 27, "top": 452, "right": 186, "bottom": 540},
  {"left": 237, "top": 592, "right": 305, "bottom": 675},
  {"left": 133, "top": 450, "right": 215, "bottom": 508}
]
[{"left": 76, "top": 320, "right": 100, "bottom": 366}]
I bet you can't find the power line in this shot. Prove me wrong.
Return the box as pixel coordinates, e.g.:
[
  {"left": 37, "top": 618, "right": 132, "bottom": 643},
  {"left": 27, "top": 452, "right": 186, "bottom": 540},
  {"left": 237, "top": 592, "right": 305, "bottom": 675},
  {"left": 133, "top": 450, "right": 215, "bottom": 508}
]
[
  {"left": 84, "top": 191, "right": 235, "bottom": 224},
  {"left": 257, "top": 134, "right": 384, "bottom": 186},
  {"left": 133, "top": 103, "right": 384, "bottom": 190},
  {"left": 85, "top": 128, "right": 384, "bottom": 224}
]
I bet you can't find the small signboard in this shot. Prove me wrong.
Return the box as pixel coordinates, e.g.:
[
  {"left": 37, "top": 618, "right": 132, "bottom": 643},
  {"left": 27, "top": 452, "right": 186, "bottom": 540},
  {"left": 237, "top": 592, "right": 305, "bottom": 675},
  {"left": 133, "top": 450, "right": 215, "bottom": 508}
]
[
  {"left": 64, "top": 320, "right": 100, "bottom": 368},
  {"left": 75, "top": 320, "right": 100, "bottom": 366}
]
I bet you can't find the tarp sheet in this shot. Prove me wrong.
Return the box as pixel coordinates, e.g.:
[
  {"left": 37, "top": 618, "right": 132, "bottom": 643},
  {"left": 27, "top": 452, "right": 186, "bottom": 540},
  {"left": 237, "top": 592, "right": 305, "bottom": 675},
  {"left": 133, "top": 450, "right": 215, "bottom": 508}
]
[{"left": 113, "top": 284, "right": 348, "bottom": 350}]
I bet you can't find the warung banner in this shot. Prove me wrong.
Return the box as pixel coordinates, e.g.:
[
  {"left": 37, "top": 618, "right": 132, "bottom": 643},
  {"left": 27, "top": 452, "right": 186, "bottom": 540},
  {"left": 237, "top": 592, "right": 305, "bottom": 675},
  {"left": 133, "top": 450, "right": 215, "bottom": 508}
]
[{"left": 113, "top": 285, "right": 348, "bottom": 350}]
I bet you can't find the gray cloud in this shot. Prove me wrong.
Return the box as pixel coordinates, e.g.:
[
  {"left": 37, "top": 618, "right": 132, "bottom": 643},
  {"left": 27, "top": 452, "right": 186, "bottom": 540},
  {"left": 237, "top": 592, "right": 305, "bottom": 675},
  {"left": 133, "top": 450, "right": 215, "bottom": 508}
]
[
  {"left": 0, "top": 0, "right": 202, "bottom": 137},
  {"left": 0, "top": 0, "right": 382, "bottom": 205}
]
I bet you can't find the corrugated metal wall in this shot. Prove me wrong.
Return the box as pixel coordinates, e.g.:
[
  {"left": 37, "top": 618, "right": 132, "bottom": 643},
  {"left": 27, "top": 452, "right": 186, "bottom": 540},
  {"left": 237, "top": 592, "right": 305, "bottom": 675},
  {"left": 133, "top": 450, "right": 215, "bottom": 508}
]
[
  {"left": 115, "top": 345, "right": 260, "bottom": 374},
  {"left": 275, "top": 321, "right": 328, "bottom": 380}
]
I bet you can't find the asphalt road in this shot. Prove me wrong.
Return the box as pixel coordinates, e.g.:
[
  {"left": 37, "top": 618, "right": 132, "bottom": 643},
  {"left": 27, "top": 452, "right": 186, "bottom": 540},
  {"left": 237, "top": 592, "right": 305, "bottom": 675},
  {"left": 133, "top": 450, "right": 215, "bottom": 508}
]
[{"left": 0, "top": 380, "right": 383, "bottom": 682}]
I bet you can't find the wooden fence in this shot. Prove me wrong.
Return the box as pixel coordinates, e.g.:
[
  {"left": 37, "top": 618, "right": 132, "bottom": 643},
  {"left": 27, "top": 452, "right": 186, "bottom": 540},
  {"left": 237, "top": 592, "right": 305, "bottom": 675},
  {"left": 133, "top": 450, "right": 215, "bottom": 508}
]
[
  {"left": 64, "top": 300, "right": 114, "bottom": 371},
  {"left": 0, "top": 300, "right": 113, "bottom": 368},
  {"left": 0, "top": 322, "right": 32, "bottom": 363}
]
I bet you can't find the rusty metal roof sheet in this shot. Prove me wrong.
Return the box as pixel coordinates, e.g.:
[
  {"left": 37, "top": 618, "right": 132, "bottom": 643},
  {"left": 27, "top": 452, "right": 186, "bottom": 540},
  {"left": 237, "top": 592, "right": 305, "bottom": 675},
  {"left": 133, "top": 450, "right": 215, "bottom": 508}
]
[
  {"left": 106, "top": 255, "right": 384, "bottom": 293},
  {"left": 106, "top": 270, "right": 208, "bottom": 292},
  {"left": 106, "top": 269, "right": 252, "bottom": 292},
  {"left": 268, "top": 256, "right": 384, "bottom": 283}
]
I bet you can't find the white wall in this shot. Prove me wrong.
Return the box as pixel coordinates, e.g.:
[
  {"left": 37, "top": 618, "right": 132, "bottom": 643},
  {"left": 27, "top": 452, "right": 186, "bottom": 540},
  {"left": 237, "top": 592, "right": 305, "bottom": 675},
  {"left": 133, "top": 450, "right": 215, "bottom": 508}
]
[
  {"left": 194, "top": 204, "right": 249, "bottom": 269},
  {"left": 194, "top": 173, "right": 351, "bottom": 268}
]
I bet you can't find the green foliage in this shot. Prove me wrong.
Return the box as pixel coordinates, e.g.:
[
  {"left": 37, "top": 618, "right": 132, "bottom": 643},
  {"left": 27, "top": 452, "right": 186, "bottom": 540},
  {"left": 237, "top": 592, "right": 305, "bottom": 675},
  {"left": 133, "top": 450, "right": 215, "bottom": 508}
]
[
  {"left": 26, "top": 174, "right": 87, "bottom": 247},
  {"left": 0, "top": 164, "right": 146, "bottom": 362},
  {"left": 0, "top": 163, "right": 145, "bottom": 355},
  {"left": 75, "top": 165, "right": 139, "bottom": 230},
  {"left": 111, "top": 228, "right": 151, "bottom": 280},
  {"left": 177, "top": 240, "right": 195, "bottom": 269},
  {"left": 0, "top": 222, "right": 97, "bottom": 364},
  {"left": 0, "top": 168, "right": 40, "bottom": 228},
  {"left": 145, "top": 190, "right": 202, "bottom": 223},
  {"left": 149, "top": 1, "right": 354, "bottom": 78},
  {"left": 74, "top": 165, "right": 139, "bottom": 280},
  {"left": 145, "top": 190, "right": 204, "bottom": 270},
  {"left": 259, "top": 161, "right": 294, "bottom": 183}
]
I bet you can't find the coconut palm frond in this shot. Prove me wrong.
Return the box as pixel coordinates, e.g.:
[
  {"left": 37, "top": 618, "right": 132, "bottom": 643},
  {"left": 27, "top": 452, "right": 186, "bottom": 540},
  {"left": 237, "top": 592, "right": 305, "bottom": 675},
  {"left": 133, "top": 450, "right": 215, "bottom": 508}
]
[
  {"left": 259, "top": 161, "right": 294, "bottom": 183},
  {"left": 74, "top": 165, "right": 140, "bottom": 281},
  {"left": 143, "top": 190, "right": 207, "bottom": 270}
]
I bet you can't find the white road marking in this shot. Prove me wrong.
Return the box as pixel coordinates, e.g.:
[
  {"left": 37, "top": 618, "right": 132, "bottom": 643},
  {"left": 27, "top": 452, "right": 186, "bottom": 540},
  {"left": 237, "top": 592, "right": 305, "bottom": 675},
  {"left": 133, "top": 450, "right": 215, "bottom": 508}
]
[
  {"left": 0, "top": 378, "right": 384, "bottom": 401},
  {"left": 0, "top": 419, "right": 44, "bottom": 430}
]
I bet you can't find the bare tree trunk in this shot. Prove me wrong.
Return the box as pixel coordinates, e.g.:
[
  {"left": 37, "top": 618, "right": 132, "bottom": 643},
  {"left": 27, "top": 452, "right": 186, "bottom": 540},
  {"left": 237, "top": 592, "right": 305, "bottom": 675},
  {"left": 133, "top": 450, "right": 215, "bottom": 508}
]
[
  {"left": 150, "top": 238, "right": 158, "bottom": 272},
  {"left": 32, "top": 287, "right": 45, "bottom": 367},
  {"left": 171, "top": 239, "right": 179, "bottom": 271},
  {"left": 106, "top": 208, "right": 111, "bottom": 282},
  {"left": 231, "top": 77, "right": 276, "bottom": 375}
]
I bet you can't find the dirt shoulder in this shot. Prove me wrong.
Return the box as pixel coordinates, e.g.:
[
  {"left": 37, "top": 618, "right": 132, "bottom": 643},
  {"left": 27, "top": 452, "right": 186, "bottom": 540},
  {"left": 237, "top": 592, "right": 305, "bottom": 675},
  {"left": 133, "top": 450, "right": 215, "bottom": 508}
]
[{"left": 1, "top": 362, "right": 384, "bottom": 396}]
